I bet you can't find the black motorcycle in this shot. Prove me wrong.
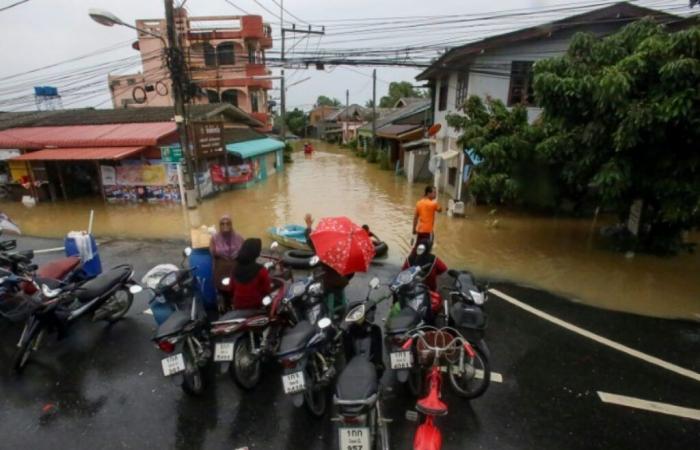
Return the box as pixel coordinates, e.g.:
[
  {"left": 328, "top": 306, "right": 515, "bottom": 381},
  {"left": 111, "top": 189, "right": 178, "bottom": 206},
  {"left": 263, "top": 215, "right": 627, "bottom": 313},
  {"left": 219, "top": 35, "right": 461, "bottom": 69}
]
[
  {"left": 333, "top": 277, "right": 391, "bottom": 450},
  {"left": 12, "top": 264, "right": 137, "bottom": 373}
]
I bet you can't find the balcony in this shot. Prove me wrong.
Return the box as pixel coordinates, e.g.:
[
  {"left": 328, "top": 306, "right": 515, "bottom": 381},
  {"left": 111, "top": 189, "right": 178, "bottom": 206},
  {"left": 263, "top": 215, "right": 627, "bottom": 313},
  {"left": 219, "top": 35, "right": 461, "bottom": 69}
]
[{"left": 245, "top": 64, "right": 267, "bottom": 77}]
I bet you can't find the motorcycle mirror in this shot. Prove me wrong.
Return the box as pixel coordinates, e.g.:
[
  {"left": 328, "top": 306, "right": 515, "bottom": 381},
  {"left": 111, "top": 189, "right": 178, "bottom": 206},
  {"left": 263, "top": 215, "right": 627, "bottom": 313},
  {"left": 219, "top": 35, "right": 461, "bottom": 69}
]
[
  {"left": 309, "top": 255, "right": 320, "bottom": 267},
  {"left": 369, "top": 277, "right": 380, "bottom": 289},
  {"left": 416, "top": 244, "right": 426, "bottom": 255},
  {"left": 183, "top": 247, "right": 192, "bottom": 257},
  {"left": 317, "top": 317, "right": 332, "bottom": 329},
  {"left": 270, "top": 241, "right": 280, "bottom": 251},
  {"left": 262, "top": 295, "right": 272, "bottom": 307},
  {"left": 222, "top": 277, "right": 231, "bottom": 287},
  {"left": 129, "top": 284, "right": 143, "bottom": 294}
]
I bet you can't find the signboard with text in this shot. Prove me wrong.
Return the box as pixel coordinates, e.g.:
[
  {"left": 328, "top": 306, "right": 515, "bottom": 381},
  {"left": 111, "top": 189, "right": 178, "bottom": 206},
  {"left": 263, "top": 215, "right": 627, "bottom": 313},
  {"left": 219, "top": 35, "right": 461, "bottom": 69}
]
[
  {"left": 192, "top": 122, "right": 224, "bottom": 157},
  {"left": 160, "top": 144, "right": 183, "bottom": 163}
]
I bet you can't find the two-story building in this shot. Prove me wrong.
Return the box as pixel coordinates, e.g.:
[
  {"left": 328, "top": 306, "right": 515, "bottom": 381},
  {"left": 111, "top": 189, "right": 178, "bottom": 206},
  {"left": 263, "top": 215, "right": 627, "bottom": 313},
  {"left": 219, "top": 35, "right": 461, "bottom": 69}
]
[
  {"left": 415, "top": 2, "right": 679, "bottom": 202},
  {"left": 109, "top": 8, "right": 274, "bottom": 131}
]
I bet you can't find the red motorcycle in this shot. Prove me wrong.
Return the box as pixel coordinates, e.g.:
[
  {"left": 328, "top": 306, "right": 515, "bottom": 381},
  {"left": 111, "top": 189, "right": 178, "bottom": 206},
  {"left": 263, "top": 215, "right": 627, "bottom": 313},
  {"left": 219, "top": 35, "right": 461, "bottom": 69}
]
[{"left": 401, "top": 326, "right": 482, "bottom": 450}]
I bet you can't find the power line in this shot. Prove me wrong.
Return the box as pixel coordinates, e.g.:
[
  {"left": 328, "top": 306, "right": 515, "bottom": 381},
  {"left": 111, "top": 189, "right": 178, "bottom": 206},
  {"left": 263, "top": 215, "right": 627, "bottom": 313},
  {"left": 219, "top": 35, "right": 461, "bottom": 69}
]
[
  {"left": 0, "top": 0, "right": 30, "bottom": 13},
  {"left": 268, "top": 0, "right": 308, "bottom": 24},
  {"left": 222, "top": 0, "right": 251, "bottom": 15}
]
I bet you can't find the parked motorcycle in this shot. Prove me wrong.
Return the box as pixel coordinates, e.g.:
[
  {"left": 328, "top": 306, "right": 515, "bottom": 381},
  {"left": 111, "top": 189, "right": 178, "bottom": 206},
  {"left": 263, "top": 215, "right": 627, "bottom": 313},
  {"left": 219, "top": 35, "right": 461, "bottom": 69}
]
[
  {"left": 11, "top": 263, "right": 137, "bottom": 373},
  {"left": 333, "top": 276, "right": 391, "bottom": 450},
  {"left": 276, "top": 257, "right": 342, "bottom": 417},
  {"left": 402, "top": 326, "right": 484, "bottom": 450},
  {"left": 143, "top": 249, "right": 211, "bottom": 395}
]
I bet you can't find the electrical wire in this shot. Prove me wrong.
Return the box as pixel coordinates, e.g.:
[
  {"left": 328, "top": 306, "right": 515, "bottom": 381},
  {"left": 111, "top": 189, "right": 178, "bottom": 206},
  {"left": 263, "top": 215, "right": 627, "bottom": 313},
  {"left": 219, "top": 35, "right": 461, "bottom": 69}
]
[{"left": 0, "top": 0, "right": 29, "bottom": 13}]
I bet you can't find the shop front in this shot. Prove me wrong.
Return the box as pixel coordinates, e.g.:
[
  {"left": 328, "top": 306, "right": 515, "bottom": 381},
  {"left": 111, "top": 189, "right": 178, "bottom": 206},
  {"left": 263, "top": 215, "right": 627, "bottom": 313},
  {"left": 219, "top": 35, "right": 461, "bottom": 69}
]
[{"left": 220, "top": 137, "right": 284, "bottom": 189}]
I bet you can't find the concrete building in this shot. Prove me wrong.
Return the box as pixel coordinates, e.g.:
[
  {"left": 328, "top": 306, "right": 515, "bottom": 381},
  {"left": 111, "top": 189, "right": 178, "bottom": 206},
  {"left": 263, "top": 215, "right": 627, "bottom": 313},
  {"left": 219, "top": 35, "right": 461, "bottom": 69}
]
[
  {"left": 415, "top": 2, "right": 680, "bottom": 201},
  {"left": 109, "top": 8, "right": 274, "bottom": 131}
]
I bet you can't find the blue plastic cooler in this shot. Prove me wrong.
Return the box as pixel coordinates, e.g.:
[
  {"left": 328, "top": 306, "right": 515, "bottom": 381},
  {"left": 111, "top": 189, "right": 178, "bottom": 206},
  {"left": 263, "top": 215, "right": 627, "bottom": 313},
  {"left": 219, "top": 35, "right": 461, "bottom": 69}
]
[{"left": 64, "top": 233, "right": 102, "bottom": 278}]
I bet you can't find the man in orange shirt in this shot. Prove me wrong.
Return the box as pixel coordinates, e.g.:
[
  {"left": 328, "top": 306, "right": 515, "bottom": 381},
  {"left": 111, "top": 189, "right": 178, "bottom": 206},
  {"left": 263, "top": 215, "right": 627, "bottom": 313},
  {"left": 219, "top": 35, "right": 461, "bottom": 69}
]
[{"left": 413, "top": 185, "right": 442, "bottom": 244}]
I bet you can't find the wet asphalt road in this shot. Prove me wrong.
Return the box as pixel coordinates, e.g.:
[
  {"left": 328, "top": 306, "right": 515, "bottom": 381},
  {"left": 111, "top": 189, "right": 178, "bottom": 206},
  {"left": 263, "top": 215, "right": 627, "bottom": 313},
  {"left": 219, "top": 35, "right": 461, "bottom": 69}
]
[{"left": 0, "top": 237, "right": 699, "bottom": 450}]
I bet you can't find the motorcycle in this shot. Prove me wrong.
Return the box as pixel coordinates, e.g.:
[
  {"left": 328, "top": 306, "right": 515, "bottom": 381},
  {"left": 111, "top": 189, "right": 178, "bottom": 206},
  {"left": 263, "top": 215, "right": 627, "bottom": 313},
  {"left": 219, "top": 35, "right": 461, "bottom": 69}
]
[
  {"left": 402, "top": 326, "right": 483, "bottom": 450},
  {"left": 333, "top": 277, "right": 392, "bottom": 450},
  {"left": 275, "top": 256, "right": 342, "bottom": 417},
  {"left": 11, "top": 263, "right": 137, "bottom": 373},
  {"left": 143, "top": 249, "right": 211, "bottom": 396}
]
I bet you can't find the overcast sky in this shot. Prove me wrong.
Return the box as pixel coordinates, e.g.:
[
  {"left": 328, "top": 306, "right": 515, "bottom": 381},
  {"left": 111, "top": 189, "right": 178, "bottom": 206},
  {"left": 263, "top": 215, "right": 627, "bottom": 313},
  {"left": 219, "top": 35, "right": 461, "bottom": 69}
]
[{"left": 0, "top": 0, "right": 691, "bottom": 112}]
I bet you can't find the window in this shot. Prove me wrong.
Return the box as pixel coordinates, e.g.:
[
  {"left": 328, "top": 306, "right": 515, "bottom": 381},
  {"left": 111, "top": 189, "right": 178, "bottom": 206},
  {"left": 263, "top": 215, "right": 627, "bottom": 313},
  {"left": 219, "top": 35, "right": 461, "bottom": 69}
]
[
  {"left": 438, "top": 77, "right": 449, "bottom": 111},
  {"left": 251, "top": 90, "right": 259, "bottom": 112},
  {"left": 248, "top": 45, "right": 256, "bottom": 64},
  {"left": 127, "top": 78, "right": 136, "bottom": 86},
  {"left": 206, "top": 90, "right": 220, "bottom": 103},
  {"left": 456, "top": 72, "right": 469, "bottom": 109},
  {"left": 217, "top": 42, "right": 235, "bottom": 65},
  {"left": 203, "top": 43, "right": 216, "bottom": 67},
  {"left": 508, "top": 61, "right": 535, "bottom": 106},
  {"left": 221, "top": 89, "right": 238, "bottom": 107},
  {"left": 448, "top": 167, "right": 458, "bottom": 186}
]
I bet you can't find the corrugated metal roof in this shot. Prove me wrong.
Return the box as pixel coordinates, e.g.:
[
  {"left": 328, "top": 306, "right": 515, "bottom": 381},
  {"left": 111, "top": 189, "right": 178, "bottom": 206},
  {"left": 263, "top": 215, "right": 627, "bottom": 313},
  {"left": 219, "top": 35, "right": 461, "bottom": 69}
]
[
  {"left": 376, "top": 124, "right": 422, "bottom": 139},
  {"left": 0, "top": 122, "right": 176, "bottom": 149},
  {"left": 225, "top": 137, "right": 284, "bottom": 160},
  {"left": 12, "top": 146, "right": 146, "bottom": 161}
]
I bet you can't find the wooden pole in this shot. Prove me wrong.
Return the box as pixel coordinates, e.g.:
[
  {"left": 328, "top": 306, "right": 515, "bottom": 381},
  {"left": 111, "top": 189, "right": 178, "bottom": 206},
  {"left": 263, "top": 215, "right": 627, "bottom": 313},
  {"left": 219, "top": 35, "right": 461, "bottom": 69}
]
[{"left": 57, "top": 162, "right": 67, "bottom": 200}]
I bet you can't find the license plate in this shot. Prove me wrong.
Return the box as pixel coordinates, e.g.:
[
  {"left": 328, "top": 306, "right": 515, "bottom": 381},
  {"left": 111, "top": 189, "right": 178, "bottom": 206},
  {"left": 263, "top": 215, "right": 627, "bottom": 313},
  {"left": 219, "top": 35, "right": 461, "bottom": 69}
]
[
  {"left": 161, "top": 353, "right": 185, "bottom": 376},
  {"left": 339, "top": 427, "right": 370, "bottom": 450},
  {"left": 390, "top": 351, "right": 413, "bottom": 369},
  {"left": 214, "top": 342, "right": 234, "bottom": 362},
  {"left": 282, "top": 371, "right": 306, "bottom": 394}
]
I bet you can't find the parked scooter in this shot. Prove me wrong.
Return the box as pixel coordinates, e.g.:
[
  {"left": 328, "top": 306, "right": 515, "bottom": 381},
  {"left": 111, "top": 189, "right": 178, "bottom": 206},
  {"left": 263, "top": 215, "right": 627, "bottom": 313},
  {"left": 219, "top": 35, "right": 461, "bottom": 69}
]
[
  {"left": 11, "top": 264, "right": 137, "bottom": 373},
  {"left": 333, "top": 277, "right": 392, "bottom": 450},
  {"left": 143, "top": 248, "right": 211, "bottom": 395},
  {"left": 276, "top": 256, "right": 342, "bottom": 417}
]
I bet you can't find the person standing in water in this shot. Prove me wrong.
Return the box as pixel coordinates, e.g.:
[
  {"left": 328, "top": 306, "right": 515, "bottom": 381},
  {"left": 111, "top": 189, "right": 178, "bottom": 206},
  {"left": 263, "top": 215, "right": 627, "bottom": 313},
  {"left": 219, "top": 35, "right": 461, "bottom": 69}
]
[{"left": 412, "top": 185, "right": 442, "bottom": 245}]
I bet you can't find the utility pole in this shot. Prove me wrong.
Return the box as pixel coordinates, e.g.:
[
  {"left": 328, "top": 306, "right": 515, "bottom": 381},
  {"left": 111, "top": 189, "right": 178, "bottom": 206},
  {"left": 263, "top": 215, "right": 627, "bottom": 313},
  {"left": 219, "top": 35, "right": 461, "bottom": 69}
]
[
  {"left": 280, "top": 19, "right": 325, "bottom": 142},
  {"left": 345, "top": 89, "right": 349, "bottom": 143},
  {"left": 372, "top": 69, "right": 377, "bottom": 147},
  {"left": 164, "top": 0, "right": 197, "bottom": 207}
]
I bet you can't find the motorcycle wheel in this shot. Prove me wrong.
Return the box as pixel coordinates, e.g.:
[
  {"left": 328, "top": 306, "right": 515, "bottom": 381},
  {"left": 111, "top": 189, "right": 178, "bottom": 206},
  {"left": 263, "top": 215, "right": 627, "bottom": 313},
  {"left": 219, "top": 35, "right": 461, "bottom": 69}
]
[
  {"left": 230, "top": 336, "right": 261, "bottom": 390},
  {"left": 407, "top": 365, "right": 424, "bottom": 397},
  {"left": 13, "top": 323, "right": 42, "bottom": 374},
  {"left": 448, "top": 345, "right": 490, "bottom": 399},
  {"left": 102, "top": 288, "right": 134, "bottom": 323},
  {"left": 303, "top": 359, "right": 327, "bottom": 417},
  {"left": 181, "top": 346, "right": 206, "bottom": 395}
]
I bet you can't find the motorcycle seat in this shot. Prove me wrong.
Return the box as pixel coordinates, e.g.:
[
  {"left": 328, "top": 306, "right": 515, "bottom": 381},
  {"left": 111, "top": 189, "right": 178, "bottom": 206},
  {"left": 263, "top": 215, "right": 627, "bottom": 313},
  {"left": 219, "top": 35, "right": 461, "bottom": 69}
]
[
  {"left": 335, "top": 356, "right": 378, "bottom": 402},
  {"left": 37, "top": 256, "right": 80, "bottom": 280},
  {"left": 385, "top": 307, "right": 420, "bottom": 335},
  {"left": 75, "top": 265, "right": 131, "bottom": 303},
  {"left": 154, "top": 310, "right": 190, "bottom": 339},
  {"left": 218, "top": 309, "right": 265, "bottom": 321},
  {"left": 277, "top": 320, "right": 316, "bottom": 356}
]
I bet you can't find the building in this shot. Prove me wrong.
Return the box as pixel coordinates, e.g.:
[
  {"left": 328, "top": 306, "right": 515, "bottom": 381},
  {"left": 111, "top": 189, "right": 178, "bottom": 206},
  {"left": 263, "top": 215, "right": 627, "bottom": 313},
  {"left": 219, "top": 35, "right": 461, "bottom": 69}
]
[
  {"left": 306, "top": 105, "right": 339, "bottom": 139},
  {"left": 0, "top": 104, "right": 279, "bottom": 203},
  {"left": 323, "top": 104, "right": 369, "bottom": 143},
  {"left": 415, "top": 2, "right": 680, "bottom": 201},
  {"left": 108, "top": 8, "right": 274, "bottom": 131}
]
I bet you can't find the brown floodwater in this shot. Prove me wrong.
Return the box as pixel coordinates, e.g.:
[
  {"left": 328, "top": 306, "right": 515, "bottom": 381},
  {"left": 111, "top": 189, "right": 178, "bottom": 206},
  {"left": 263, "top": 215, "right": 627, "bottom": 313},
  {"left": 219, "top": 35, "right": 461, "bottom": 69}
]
[{"left": 2, "top": 141, "right": 699, "bottom": 321}]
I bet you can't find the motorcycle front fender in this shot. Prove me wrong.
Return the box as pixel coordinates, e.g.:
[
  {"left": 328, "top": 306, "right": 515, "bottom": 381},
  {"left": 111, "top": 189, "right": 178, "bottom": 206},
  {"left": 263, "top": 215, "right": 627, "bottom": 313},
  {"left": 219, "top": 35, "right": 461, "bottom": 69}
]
[{"left": 476, "top": 339, "right": 490, "bottom": 360}]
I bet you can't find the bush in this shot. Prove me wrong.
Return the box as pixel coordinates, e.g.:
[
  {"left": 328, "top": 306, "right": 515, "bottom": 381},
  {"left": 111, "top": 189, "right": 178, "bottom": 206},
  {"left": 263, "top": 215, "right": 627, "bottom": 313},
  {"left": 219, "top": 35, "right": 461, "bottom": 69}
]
[
  {"left": 283, "top": 142, "right": 293, "bottom": 163},
  {"left": 366, "top": 147, "right": 379, "bottom": 163}
]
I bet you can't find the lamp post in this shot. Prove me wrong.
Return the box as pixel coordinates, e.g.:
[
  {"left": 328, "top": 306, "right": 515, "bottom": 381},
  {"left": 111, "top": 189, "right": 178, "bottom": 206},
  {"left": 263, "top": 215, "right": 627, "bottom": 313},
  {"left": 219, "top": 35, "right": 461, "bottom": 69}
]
[
  {"left": 89, "top": 7, "right": 198, "bottom": 208},
  {"left": 252, "top": 75, "right": 310, "bottom": 139}
]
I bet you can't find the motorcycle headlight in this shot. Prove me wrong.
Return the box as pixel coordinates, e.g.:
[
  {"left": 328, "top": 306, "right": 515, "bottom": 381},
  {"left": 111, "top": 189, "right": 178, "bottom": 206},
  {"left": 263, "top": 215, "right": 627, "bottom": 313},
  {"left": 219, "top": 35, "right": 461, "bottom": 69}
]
[
  {"left": 470, "top": 290, "right": 485, "bottom": 305},
  {"left": 157, "top": 271, "right": 178, "bottom": 290},
  {"left": 345, "top": 304, "right": 366, "bottom": 323}
]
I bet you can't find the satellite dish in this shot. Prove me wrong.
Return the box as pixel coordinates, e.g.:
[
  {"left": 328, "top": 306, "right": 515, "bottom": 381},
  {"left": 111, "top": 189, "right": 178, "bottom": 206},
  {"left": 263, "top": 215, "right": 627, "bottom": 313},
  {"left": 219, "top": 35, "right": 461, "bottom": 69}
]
[{"left": 428, "top": 124, "right": 442, "bottom": 136}]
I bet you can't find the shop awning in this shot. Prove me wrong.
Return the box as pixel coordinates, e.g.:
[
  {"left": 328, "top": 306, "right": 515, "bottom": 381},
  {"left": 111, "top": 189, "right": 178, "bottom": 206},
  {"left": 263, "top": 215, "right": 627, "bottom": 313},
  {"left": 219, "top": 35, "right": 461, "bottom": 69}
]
[
  {"left": 225, "top": 137, "right": 284, "bottom": 159},
  {"left": 0, "top": 122, "right": 176, "bottom": 148},
  {"left": 11, "top": 146, "right": 146, "bottom": 161}
]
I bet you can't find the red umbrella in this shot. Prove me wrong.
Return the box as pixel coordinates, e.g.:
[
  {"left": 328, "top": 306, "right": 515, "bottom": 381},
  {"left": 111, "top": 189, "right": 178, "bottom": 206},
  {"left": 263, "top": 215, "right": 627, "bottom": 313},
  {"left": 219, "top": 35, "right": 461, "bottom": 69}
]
[{"left": 310, "top": 217, "right": 376, "bottom": 276}]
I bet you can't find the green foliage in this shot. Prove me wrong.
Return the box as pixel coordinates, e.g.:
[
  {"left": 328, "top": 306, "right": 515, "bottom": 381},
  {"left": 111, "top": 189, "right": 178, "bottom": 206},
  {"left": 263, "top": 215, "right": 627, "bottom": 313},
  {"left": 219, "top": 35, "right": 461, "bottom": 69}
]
[
  {"left": 366, "top": 147, "right": 379, "bottom": 163},
  {"left": 378, "top": 81, "right": 427, "bottom": 108},
  {"left": 283, "top": 142, "right": 293, "bottom": 163},
  {"left": 316, "top": 95, "right": 342, "bottom": 107},
  {"left": 365, "top": 99, "right": 375, "bottom": 108},
  {"left": 533, "top": 21, "right": 700, "bottom": 253},
  {"left": 285, "top": 108, "right": 307, "bottom": 137},
  {"left": 379, "top": 149, "right": 392, "bottom": 170},
  {"left": 347, "top": 138, "right": 358, "bottom": 150}
]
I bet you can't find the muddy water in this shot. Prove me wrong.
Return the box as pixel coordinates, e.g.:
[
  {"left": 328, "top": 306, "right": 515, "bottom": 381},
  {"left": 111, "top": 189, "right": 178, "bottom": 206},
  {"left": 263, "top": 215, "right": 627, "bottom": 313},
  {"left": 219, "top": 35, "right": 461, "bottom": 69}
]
[{"left": 2, "top": 141, "right": 699, "bottom": 320}]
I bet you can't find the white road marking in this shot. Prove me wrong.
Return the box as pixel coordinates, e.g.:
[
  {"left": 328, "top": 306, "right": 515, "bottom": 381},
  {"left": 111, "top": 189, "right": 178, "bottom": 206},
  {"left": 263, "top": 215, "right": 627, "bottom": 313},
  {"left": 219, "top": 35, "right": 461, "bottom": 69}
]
[
  {"left": 34, "top": 247, "right": 65, "bottom": 254},
  {"left": 598, "top": 391, "right": 700, "bottom": 421},
  {"left": 439, "top": 366, "right": 503, "bottom": 383},
  {"left": 488, "top": 289, "right": 700, "bottom": 383}
]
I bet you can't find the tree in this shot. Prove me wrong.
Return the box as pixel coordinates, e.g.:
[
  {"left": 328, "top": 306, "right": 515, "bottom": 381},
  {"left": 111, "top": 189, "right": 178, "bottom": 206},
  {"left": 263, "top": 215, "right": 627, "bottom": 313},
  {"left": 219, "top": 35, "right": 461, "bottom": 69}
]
[
  {"left": 285, "top": 108, "right": 307, "bottom": 137},
  {"left": 533, "top": 21, "right": 700, "bottom": 253},
  {"left": 364, "top": 99, "right": 375, "bottom": 108},
  {"left": 379, "top": 81, "right": 427, "bottom": 108},
  {"left": 316, "top": 95, "right": 342, "bottom": 107}
]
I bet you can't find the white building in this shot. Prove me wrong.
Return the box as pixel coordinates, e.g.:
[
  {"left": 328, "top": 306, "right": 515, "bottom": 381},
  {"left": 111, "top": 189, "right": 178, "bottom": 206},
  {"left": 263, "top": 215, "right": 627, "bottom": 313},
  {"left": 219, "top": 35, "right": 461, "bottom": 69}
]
[{"left": 415, "top": 2, "right": 679, "bottom": 202}]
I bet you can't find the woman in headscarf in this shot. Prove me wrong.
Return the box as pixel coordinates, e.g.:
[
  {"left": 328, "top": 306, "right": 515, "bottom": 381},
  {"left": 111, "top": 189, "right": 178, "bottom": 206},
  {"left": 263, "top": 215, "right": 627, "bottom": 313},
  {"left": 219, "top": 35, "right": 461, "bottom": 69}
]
[
  {"left": 229, "top": 238, "right": 272, "bottom": 310},
  {"left": 210, "top": 215, "right": 244, "bottom": 297},
  {"left": 402, "top": 237, "right": 447, "bottom": 292}
]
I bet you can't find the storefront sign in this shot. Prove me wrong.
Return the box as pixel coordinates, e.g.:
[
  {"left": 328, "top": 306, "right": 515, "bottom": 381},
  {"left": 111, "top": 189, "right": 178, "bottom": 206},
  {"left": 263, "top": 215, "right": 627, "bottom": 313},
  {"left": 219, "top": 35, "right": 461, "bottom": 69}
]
[
  {"left": 210, "top": 163, "right": 257, "bottom": 185},
  {"left": 192, "top": 123, "right": 224, "bottom": 157},
  {"left": 160, "top": 144, "right": 183, "bottom": 163},
  {"left": 115, "top": 165, "right": 168, "bottom": 186},
  {"left": 100, "top": 166, "right": 116, "bottom": 186}
]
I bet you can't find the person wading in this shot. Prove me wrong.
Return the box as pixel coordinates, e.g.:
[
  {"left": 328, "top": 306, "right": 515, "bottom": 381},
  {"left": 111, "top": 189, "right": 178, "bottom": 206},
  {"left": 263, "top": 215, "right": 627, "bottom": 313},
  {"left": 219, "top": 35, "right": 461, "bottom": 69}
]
[
  {"left": 412, "top": 185, "right": 442, "bottom": 245},
  {"left": 210, "top": 215, "right": 244, "bottom": 309}
]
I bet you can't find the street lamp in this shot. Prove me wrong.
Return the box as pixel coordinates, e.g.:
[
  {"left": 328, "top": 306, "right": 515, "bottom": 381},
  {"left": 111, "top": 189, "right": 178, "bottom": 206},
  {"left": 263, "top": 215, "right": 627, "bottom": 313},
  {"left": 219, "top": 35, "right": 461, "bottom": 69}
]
[{"left": 89, "top": 8, "right": 165, "bottom": 42}]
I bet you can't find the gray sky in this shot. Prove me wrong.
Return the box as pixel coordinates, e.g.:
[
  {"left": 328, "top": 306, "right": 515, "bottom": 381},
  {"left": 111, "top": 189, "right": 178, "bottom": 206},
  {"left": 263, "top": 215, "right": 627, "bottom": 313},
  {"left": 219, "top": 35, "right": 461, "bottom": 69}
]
[{"left": 0, "top": 0, "right": 691, "bottom": 112}]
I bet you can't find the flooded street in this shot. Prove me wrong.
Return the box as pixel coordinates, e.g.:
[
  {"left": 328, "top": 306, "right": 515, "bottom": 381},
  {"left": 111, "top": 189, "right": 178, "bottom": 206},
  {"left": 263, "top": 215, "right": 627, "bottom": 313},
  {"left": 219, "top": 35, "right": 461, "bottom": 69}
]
[{"left": 2, "top": 141, "right": 699, "bottom": 320}]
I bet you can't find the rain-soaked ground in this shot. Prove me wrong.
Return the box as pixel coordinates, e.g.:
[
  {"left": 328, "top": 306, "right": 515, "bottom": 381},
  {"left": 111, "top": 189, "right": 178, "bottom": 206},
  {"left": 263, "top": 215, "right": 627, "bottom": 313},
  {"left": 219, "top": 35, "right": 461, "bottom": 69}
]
[
  {"left": 2, "top": 142, "right": 699, "bottom": 321},
  {"left": 0, "top": 236, "right": 698, "bottom": 450}
]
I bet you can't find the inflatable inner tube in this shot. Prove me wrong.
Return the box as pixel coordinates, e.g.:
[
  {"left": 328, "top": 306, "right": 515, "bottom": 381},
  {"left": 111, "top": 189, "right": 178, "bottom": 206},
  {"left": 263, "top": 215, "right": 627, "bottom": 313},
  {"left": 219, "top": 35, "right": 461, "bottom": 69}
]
[
  {"left": 373, "top": 241, "right": 388, "bottom": 258},
  {"left": 282, "top": 249, "right": 316, "bottom": 269}
]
